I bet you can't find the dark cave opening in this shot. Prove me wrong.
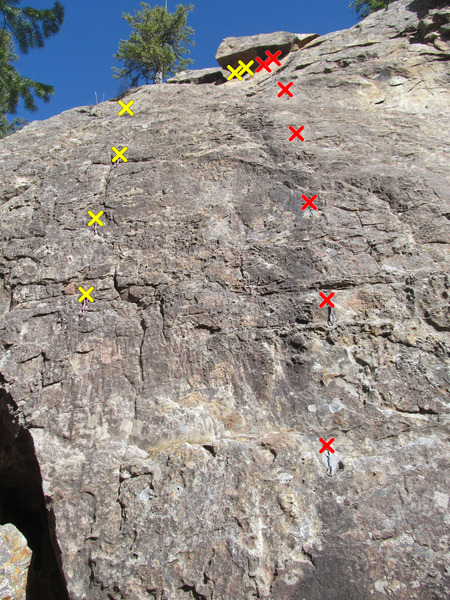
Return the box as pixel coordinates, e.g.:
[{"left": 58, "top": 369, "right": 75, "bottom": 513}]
[{"left": 0, "top": 384, "right": 70, "bottom": 600}]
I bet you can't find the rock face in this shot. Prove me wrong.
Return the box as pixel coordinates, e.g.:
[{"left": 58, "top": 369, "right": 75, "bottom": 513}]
[
  {"left": 0, "top": 523, "right": 32, "bottom": 600},
  {"left": 0, "top": 1, "right": 449, "bottom": 599}
]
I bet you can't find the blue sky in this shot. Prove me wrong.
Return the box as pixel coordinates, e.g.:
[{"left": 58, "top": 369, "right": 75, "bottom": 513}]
[{"left": 11, "top": 0, "right": 358, "bottom": 123}]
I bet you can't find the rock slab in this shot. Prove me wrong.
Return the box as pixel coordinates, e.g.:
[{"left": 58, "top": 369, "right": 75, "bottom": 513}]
[{"left": 0, "top": 1, "right": 449, "bottom": 599}]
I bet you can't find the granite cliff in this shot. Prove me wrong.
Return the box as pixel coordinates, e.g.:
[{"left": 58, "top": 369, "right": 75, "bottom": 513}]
[{"left": 0, "top": 0, "right": 449, "bottom": 599}]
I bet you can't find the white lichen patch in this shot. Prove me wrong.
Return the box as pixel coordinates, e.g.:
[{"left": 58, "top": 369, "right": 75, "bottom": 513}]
[
  {"left": 374, "top": 579, "right": 388, "bottom": 593},
  {"left": 329, "top": 399, "right": 344, "bottom": 413},
  {"left": 433, "top": 491, "right": 448, "bottom": 510},
  {"left": 277, "top": 472, "right": 293, "bottom": 484}
]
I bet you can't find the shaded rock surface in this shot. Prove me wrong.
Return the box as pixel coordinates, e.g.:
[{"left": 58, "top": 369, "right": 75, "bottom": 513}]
[
  {"left": 418, "top": 4, "right": 450, "bottom": 45},
  {"left": 0, "top": 523, "right": 31, "bottom": 600},
  {"left": 0, "top": 1, "right": 449, "bottom": 599}
]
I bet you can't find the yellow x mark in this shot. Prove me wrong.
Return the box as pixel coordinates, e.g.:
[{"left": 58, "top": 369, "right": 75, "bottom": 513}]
[
  {"left": 88, "top": 210, "right": 104, "bottom": 227},
  {"left": 118, "top": 99, "right": 134, "bottom": 116},
  {"left": 227, "top": 64, "right": 243, "bottom": 81},
  {"left": 112, "top": 146, "right": 128, "bottom": 163},
  {"left": 238, "top": 59, "right": 254, "bottom": 76},
  {"left": 78, "top": 286, "right": 94, "bottom": 303},
  {"left": 227, "top": 60, "right": 255, "bottom": 80}
]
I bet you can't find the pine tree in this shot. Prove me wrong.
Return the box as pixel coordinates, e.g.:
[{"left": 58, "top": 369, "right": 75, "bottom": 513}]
[
  {"left": 113, "top": 3, "right": 194, "bottom": 87},
  {"left": 350, "top": 0, "right": 393, "bottom": 19},
  {"left": 0, "top": 30, "right": 26, "bottom": 137},
  {"left": 0, "top": 1, "right": 64, "bottom": 139}
]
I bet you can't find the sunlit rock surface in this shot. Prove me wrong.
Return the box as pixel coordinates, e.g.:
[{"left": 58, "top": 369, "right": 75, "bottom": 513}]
[
  {"left": 0, "top": 1, "right": 449, "bottom": 599},
  {"left": 0, "top": 524, "right": 32, "bottom": 600}
]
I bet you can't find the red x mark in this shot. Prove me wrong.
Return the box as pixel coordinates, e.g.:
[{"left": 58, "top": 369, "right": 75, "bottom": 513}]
[
  {"left": 266, "top": 50, "right": 281, "bottom": 66},
  {"left": 319, "top": 292, "right": 335, "bottom": 308},
  {"left": 319, "top": 438, "right": 335, "bottom": 453},
  {"left": 301, "top": 194, "right": 317, "bottom": 211},
  {"left": 255, "top": 50, "right": 282, "bottom": 73},
  {"left": 278, "top": 81, "right": 293, "bottom": 98},
  {"left": 255, "top": 56, "right": 271, "bottom": 73},
  {"left": 289, "top": 126, "right": 304, "bottom": 142}
]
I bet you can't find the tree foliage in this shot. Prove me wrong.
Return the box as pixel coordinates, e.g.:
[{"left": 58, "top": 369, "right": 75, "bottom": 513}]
[
  {"left": 113, "top": 3, "right": 194, "bottom": 87},
  {"left": 350, "top": 0, "right": 393, "bottom": 19},
  {"left": 0, "top": 0, "right": 64, "bottom": 53},
  {"left": 0, "top": 31, "right": 27, "bottom": 136},
  {"left": 0, "top": 1, "right": 64, "bottom": 139}
]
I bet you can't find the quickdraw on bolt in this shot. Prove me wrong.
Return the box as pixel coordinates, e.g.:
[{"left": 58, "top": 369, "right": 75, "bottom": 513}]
[{"left": 326, "top": 449, "right": 333, "bottom": 477}]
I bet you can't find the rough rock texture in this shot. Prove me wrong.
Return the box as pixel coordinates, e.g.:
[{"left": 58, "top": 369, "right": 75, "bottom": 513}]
[
  {"left": 0, "top": 1, "right": 449, "bottom": 599},
  {"left": 215, "top": 32, "right": 319, "bottom": 70},
  {"left": 0, "top": 523, "right": 32, "bottom": 600},
  {"left": 418, "top": 4, "right": 450, "bottom": 45}
]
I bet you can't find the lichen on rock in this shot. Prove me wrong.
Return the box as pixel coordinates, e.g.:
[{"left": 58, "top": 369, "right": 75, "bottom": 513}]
[{"left": 0, "top": 524, "right": 32, "bottom": 600}]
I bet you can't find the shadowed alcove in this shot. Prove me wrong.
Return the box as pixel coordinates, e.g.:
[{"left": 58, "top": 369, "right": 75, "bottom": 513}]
[{"left": 0, "top": 377, "right": 70, "bottom": 600}]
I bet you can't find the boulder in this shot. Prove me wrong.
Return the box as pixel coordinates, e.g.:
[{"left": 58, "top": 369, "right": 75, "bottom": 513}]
[
  {"left": 215, "top": 31, "right": 319, "bottom": 70},
  {"left": 0, "top": 524, "right": 32, "bottom": 600}
]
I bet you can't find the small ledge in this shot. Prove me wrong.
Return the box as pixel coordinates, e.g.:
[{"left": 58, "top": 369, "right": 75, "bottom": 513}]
[{"left": 167, "top": 67, "right": 226, "bottom": 85}]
